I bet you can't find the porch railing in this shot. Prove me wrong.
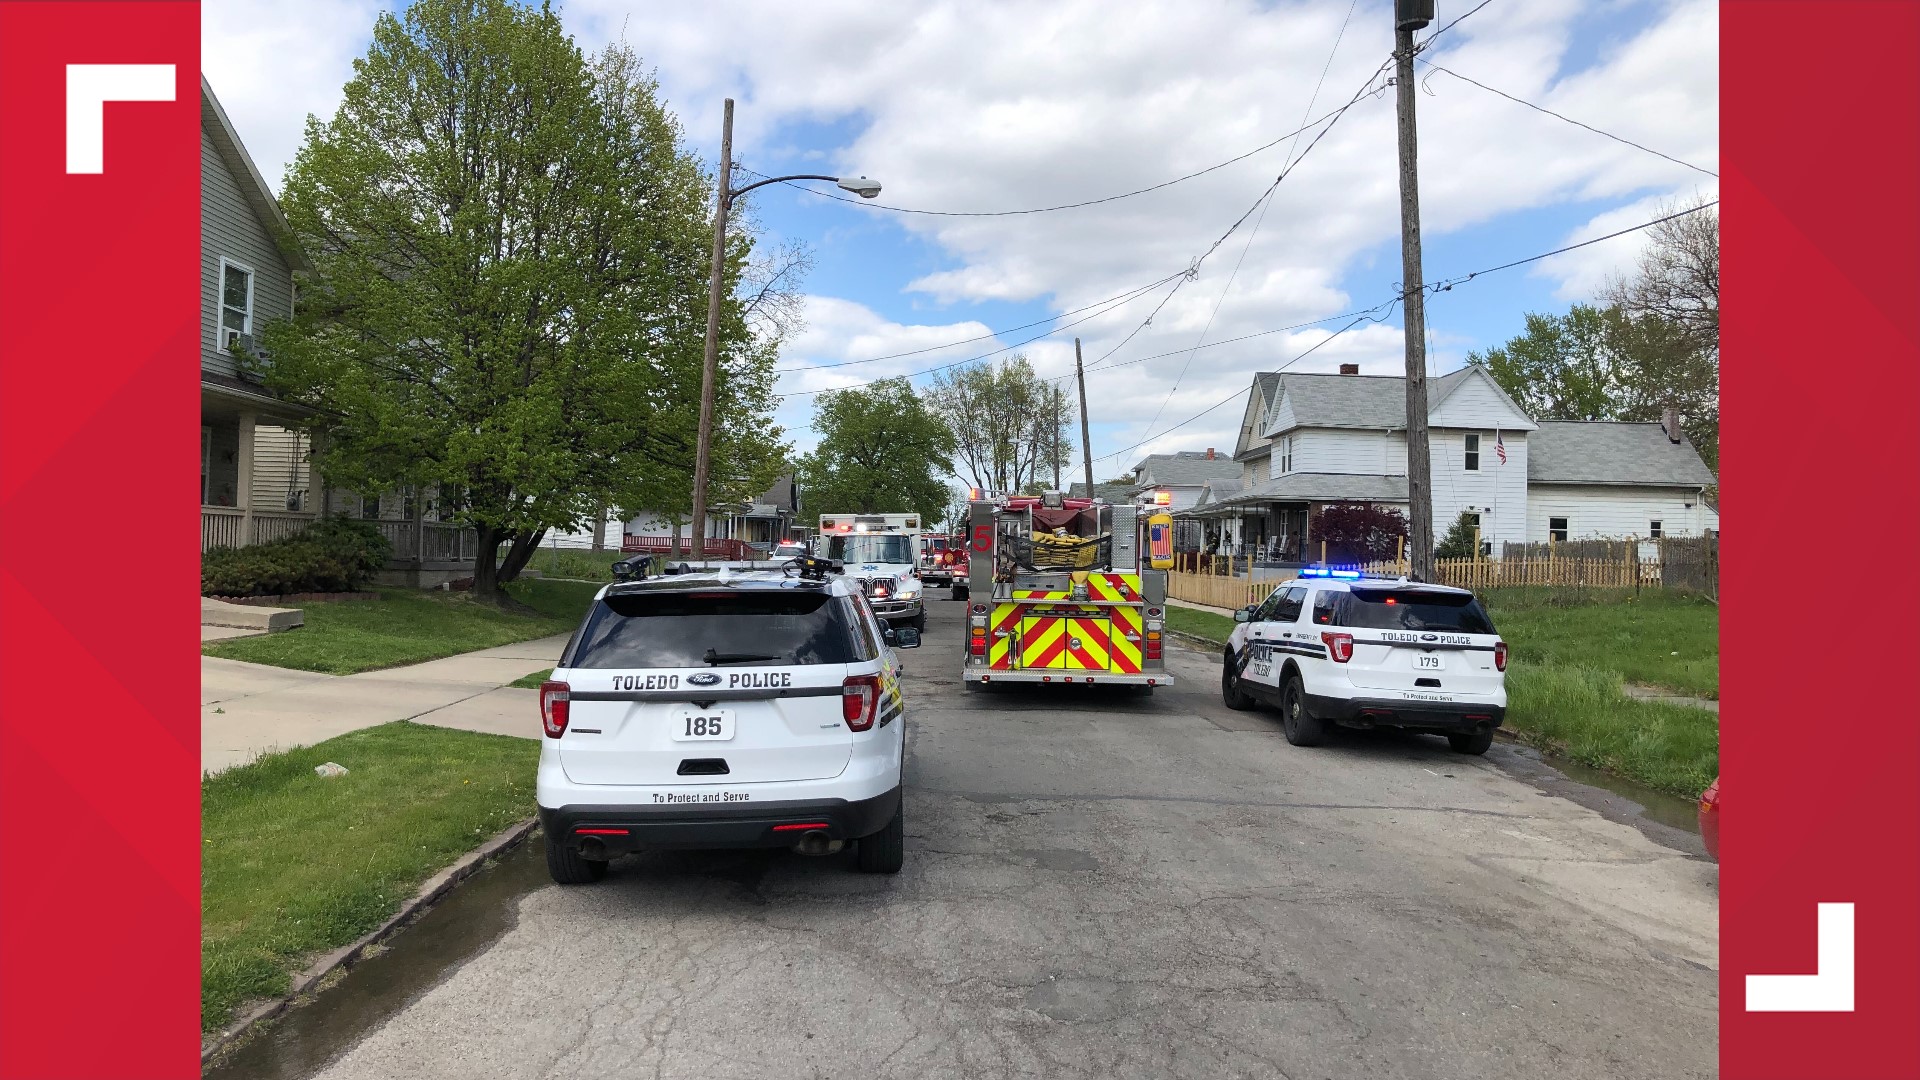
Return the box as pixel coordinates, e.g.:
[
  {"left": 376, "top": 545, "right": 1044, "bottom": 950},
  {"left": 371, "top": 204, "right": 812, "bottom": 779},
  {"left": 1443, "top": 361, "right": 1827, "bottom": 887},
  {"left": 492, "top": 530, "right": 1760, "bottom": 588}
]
[
  {"left": 202, "top": 507, "right": 317, "bottom": 551},
  {"left": 622, "top": 535, "right": 757, "bottom": 560},
  {"left": 373, "top": 520, "right": 481, "bottom": 566}
]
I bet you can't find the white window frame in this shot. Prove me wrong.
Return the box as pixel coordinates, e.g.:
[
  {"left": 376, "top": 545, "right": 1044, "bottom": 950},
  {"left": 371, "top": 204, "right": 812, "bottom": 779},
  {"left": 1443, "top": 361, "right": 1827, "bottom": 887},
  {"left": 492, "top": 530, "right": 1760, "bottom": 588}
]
[
  {"left": 1463, "top": 432, "right": 1481, "bottom": 472},
  {"left": 1649, "top": 520, "right": 1664, "bottom": 539},
  {"left": 1548, "top": 516, "right": 1569, "bottom": 543},
  {"left": 218, "top": 257, "right": 255, "bottom": 349},
  {"left": 1279, "top": 435, "right": 1293, "bottom": 474}
]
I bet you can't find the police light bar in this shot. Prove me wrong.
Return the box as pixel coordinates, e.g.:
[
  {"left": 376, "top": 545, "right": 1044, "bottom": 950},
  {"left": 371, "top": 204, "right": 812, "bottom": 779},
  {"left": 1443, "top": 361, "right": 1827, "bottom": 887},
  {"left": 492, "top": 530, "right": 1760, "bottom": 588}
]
[{"left": 1300, "top": 568, "right": 1362, "bottom": 579}]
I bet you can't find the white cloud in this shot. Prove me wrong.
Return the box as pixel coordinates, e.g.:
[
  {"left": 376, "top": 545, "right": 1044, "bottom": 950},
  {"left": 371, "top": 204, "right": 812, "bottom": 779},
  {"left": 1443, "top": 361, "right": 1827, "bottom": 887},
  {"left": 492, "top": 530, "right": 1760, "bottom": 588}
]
[{"left": 203, "top": 0, "right": 1717, "bottom": 477}]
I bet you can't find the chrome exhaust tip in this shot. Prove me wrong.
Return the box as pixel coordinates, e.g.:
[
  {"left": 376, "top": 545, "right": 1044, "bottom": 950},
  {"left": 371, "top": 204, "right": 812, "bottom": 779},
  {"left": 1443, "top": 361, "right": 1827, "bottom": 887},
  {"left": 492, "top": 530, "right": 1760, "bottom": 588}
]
[
  {"left": 577, "top": 836, "right": 608, "bottom": 860},
  {"left": 792, "top": 830, "right": 842, "bottom": 856}
]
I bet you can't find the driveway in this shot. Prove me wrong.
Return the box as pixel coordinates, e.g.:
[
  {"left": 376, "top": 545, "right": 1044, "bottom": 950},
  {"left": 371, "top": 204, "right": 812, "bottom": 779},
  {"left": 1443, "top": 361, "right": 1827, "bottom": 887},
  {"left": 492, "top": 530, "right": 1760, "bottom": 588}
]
[
  {"left": 201, "top": 635, "right": 567, "bottom": 775},
  {"left": 235, "top": 600, "right": 1717, "bottom": 1080}
]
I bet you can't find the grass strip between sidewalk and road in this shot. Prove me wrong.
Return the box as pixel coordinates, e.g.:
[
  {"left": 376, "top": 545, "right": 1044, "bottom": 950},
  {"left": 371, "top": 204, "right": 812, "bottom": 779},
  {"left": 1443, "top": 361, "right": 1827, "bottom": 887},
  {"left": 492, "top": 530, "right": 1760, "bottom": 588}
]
[
  {"left": 202, "top": 722, "right": 540, "bottom": 1034},
  {"left": 1164, "top": 605, "right": 1235, "bottom": 648},
  {"left": 510, "top": 667, "right": 555, "bottom": 689},
  {"left": 1501, "top": 664, "right": 1718, "bottom": 800},
  {"left": 202, "top": 579, "right": 602, "bottom": 675},
  {"left": 1475, "top": 587, "right": 1718, "bottom": 700}
]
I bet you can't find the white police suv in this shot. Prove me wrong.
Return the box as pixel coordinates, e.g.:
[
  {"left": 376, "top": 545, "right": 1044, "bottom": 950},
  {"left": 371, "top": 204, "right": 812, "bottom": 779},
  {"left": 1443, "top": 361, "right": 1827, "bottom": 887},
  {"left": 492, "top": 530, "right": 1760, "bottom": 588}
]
[
  {"left": 1220, "top": 569, "right": 1508, "bottom": 754},
  {"left": 536, "top": 558, "right": 915, "bottom": 884}
]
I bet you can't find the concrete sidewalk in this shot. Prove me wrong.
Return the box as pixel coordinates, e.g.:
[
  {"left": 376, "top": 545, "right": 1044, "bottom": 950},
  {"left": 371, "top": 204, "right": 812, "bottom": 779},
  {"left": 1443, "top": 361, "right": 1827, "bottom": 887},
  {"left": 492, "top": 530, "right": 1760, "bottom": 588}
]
[{"left": 202, "top": 635, "right": 567, "bottom": 776}]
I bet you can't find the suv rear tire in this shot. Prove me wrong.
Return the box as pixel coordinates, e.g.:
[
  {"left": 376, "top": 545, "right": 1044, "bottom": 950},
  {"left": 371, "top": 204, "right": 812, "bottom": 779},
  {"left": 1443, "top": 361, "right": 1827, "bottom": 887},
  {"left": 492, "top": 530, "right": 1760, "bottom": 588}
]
[
  {"left": 1280, "top": 675, "right": 1328, "bottom": 747},
  {"left": 1447, "top": 729, "right": 1494, "bottom": 755},
  {"left": 1221, "top": 650, "right": 1256, "bottom": 711},
  {"left": 856, "top": 802, "right": 905, "bottom": 874},
  {"left": 545, "top": 835, "right": 609, "bottom": 885}
]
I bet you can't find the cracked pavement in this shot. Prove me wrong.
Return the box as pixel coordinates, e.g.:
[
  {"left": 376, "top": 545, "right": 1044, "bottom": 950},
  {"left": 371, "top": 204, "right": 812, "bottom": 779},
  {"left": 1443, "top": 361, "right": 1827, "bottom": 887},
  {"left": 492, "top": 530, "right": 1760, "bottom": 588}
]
[{"left": 301, "top": 595, "right": 1716, "bottom": 1080}]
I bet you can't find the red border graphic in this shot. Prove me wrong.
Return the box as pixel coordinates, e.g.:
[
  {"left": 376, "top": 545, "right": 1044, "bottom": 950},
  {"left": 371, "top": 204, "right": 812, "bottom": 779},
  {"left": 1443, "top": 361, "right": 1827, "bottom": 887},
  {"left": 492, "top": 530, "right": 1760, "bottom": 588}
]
[
  {"left": 1721, "top": 2, "right": 1920, "bottom": 1077},
  {"left": 0, "top": 4, "right": 202, "bottom": 1078}
]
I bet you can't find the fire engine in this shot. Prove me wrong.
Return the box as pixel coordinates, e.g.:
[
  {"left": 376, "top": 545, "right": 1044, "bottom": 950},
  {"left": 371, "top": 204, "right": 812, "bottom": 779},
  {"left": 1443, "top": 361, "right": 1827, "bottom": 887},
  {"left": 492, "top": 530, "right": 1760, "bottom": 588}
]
[
  {"left": 917, "top": 533, "right": 962, "bottom": 588},
  {"left": 959, "top": 492, "right": 1177, "bottom": 690}
]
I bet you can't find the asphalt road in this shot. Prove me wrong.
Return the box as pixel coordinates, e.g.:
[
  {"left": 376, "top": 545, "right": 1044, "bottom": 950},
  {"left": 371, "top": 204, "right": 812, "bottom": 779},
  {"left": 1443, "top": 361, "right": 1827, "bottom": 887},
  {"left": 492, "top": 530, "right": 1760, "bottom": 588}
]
[{"left": 297, "top": 594, "right": 1718, "bottom": 1080}]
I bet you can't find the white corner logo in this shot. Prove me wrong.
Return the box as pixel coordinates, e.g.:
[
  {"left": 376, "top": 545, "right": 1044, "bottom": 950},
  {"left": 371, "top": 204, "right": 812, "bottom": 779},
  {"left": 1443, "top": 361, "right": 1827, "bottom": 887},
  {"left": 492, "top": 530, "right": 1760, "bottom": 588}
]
[
  {"left": 1745, "top": 902, "right": 1855, "bottom": 1012},
  {"left": 66, "top": 64, "right": 175, "bottom": 174}
]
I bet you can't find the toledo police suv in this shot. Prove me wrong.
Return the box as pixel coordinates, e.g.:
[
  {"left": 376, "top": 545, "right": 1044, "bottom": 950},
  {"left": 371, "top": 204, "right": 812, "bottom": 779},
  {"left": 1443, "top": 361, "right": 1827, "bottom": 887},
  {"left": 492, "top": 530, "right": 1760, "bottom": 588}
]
[
  {"left": 536, "top": 558, "right": 914, "bottom": 884},
  {"left": 1221, "top": 569, "right": 1508, "bottom": 754}
]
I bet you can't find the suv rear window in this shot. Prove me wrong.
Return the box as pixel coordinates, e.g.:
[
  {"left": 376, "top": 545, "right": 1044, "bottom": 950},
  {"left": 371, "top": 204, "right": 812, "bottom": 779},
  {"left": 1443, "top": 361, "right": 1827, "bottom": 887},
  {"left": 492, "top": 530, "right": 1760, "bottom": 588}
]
[
  {"left": 1337, "top": 588, "right": 1497, "bottom": 635},
  {"left": 569, "top": 590, "right": 863, "bottom": 668}
]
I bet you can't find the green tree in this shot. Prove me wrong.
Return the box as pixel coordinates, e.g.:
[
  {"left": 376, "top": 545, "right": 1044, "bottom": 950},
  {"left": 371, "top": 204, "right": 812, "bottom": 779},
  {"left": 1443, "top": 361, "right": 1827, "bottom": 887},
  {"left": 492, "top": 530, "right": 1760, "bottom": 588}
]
[
  {"left": 795, "top": 378, "right": 956, "bottom": 520},
  {"left": 1434, "top": 510, "right": 1481, "bottom": 560},
  {"left": 261, "top": 0, "right": 784, "bottom": 600},
  {"left": 926, "top": 355, "right": 1074, "bottom": 495},
  {"left": 1471, "top": 305, "right": 1631, "bottom": 422}
]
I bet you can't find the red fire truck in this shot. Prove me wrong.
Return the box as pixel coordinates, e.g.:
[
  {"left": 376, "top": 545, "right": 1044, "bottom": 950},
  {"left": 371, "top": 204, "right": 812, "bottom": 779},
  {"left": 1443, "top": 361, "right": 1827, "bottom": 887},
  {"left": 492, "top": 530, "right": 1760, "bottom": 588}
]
[{"left": 957, "top": 493, "right": 1172, "bottom": 691}]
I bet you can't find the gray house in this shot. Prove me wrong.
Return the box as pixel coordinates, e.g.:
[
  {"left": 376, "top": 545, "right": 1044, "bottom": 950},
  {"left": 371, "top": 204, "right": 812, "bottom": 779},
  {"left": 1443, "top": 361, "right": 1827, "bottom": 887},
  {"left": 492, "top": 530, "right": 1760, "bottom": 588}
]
[{"left": 200, "top": 75, "right": 316, "bottom": 552}]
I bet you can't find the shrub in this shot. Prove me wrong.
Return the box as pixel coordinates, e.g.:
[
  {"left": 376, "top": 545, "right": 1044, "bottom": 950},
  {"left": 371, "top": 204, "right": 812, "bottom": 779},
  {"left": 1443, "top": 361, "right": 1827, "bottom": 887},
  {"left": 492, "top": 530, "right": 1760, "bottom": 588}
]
[
  {"left": 1308, "top": 503, "right": 1409, "bottom": 564},
  {"left": 202, "top": 517, "right": 394, "bottom": 596},
  {"left": 1435, "top": 511, "right": 1481, "bottom": 560}
]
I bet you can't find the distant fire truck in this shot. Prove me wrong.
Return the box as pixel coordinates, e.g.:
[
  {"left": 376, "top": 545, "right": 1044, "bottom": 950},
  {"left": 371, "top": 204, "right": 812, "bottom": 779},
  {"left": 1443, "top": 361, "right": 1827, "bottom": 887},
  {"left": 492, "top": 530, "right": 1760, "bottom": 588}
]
[
  {"left": 918, "top": 533, "right": 961, "bottom": 588},
  {"left": 959, "top": 492, "right": 1176, "bottom": 690}
]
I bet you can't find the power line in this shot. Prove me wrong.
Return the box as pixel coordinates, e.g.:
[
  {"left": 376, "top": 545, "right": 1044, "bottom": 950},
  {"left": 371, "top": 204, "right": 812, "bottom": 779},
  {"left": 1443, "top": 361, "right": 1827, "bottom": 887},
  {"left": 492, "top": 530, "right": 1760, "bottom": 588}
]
[
  {"left": 1078, "top": 201, "right": 1718, "bottom": 465},
  {"left": 775, "top": 272, "right": 1175, "bottom": 398},
  {"left": 771, "top": 270, "right": 1182, "bottom": 373},
  {"left": 1084, "top": 53, "right": 1396, "bottom": 374},
  {"left": 1417, "top": 0, "right": 1494, "bottom": 48},
  {"left": 1418, "top": 61, "right": 1718, "bottom": 178},
  {"left": 1131, "top": 0, "right": 1362, "bottom": 438},
  {"left": 732, "top": 92, "right": 1385, "bottom": 219}
]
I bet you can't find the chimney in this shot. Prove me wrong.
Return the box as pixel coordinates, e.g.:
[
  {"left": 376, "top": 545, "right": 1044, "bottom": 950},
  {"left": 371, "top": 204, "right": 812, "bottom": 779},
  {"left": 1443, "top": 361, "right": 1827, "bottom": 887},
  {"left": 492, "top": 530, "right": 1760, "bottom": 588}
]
[
  {"left": 1661, "top": 408, "right": 1681, "bottom": 443},
  {"left": 1339, "top": 363, "right": 1360, "bottom": 375},
  {"left": 1206, "top": 447, "right": 1215, "bottom": 460}
]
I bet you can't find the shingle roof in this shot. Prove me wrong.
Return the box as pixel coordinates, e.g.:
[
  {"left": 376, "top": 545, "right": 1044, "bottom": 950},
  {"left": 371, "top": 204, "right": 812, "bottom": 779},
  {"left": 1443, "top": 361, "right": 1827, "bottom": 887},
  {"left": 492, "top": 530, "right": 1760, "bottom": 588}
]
[
  {"left": 1190, "top": 478, "right": 1243, "bottom": 509},
  {"left": 1133, "top": 451, "right": 1241, "bottom": 487},
  {"left": 1267, "top": 368, "right": 1480, "bottom": 430},
  {"left": 1186, "top": 472, "right": 1410, "bottom": 513},
  {"left": 1528, "top": 422, "right": 1717, "bottom": 487}
]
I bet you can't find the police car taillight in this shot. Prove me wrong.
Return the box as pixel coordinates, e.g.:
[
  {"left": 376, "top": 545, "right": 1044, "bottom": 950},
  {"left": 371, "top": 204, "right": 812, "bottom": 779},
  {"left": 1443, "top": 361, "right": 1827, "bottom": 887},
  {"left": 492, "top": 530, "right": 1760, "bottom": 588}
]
[
  {"left": 1494, "top": 641, "right": 1508, "bottom": 671},
  {"left": 1321, "top": 632, "right": 1354, "bottom": 663},
  {"left": 540, "top": 681, "right": 571, "bottom": 737},
  {"left": 842, "top": 674, "right": 881, "bottom": 731}
]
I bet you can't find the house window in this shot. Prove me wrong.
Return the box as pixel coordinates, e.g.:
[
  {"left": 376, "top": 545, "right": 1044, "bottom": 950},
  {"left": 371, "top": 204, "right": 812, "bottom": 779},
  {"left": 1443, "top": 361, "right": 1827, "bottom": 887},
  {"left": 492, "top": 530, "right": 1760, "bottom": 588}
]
[
  {"left": 1463, "top": 433, "right": 1480, "bottom": 471},
  {"left": 1649, "top": 520, "right": 1663, "bottom": 539},
  {"left": 1548, "top": 516, "right": 1569, "bottom": 543},
  {"left": 219, "top": 259, "right": 254, "bottom": 348},
  {"left": 202, "top": 426, "right": 212, "bottom": 505},
  {"left": 361, "top": 494, "right": 383, "bottom": 520},
  {"left": 1279, "top": 435, "right": 1293, "bottom": 474}
]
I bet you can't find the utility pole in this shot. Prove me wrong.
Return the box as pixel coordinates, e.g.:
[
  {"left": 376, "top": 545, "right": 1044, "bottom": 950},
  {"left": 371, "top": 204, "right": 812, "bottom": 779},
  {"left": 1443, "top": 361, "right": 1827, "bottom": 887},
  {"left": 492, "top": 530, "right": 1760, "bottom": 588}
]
[
  {"left": 689, "top": 98, "right": 734, "bottom": 560},
  {"left": 1393, "top": 1, "right": 1436, "bottom": 581},
  {"left": 1075, "top": 338, "right": 1094, "bottom": 500}
]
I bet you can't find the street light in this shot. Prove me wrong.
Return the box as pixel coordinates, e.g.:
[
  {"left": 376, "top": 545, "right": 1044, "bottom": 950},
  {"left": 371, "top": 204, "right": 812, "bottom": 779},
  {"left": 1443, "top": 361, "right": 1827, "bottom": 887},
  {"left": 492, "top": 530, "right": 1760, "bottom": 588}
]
[{"left": 688, "top": 97, "right": 881, "bottom": 557}]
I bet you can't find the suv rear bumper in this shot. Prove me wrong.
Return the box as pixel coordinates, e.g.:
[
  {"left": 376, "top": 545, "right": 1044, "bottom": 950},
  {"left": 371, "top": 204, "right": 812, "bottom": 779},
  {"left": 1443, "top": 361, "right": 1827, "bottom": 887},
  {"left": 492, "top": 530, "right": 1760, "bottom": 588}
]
[
  {"left": 1305, "top": 692, "right": 1505, "bottom": 733},
  {"left": 540, "top": 785, "right": 902, "bottom": 856}
]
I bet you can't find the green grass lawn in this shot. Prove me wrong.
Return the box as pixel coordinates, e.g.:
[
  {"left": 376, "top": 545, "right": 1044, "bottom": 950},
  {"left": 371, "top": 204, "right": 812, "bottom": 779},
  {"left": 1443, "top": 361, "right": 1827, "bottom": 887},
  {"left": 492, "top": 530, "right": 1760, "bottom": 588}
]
[
  {"left": 202, "top": 722, "right": 539, "bottom": 1033},
  {"left": 510, "top": 667, "right": 555, "bottom": 689},
  {"left": 524, "top": 546, "right": 627, "bottom": 582},
  {"left": 1481, "top": 587, "right": 1718, "bottom": 699},
  {"left": 1165, "top": 605, "right": 1235, "bottom": 647},
  {"left": 1502, "top": 665, "right": 1718, "bottom": 799},
  {"left": 202, "top": 579, "right": 601, "bottom": 675}
]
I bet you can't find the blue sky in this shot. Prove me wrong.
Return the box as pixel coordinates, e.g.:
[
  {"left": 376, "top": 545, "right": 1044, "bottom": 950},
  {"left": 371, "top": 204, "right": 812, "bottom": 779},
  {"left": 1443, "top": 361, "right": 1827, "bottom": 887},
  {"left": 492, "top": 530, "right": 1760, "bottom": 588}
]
[{"left": 204, "top": 0, "right": 1718, "bottom": 485}]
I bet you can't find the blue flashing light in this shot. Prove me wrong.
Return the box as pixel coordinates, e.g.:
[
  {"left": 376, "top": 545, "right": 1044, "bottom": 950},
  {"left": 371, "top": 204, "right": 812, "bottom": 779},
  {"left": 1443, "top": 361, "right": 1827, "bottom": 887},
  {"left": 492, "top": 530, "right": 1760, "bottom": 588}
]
[{"left": 1300, "top": 567, "right": 1362, "bottom": 579}]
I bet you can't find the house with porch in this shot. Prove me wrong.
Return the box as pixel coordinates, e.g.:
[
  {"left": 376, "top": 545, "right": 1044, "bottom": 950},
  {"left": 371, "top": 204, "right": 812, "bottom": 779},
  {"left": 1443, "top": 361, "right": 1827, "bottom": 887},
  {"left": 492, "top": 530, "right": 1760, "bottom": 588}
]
[
  {"left": 607, "top": 473, "right": 803, "bottom": 558},
  {"left": 200, "top": 75, "right": 318, "bottom": 553},
  {"left": 1183, "top": 363, "right": 1717, "bottom": 561},
  {"left": 200, "top": 77, "right": 476, "bottom": 584}
]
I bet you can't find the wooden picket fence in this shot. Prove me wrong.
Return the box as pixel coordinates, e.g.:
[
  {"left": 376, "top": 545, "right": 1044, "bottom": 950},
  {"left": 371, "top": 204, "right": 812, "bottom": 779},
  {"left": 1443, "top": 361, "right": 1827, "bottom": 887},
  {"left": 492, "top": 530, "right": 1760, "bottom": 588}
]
[{"left": 1165, "top": 570, "right": 1286, "bottom": 611}]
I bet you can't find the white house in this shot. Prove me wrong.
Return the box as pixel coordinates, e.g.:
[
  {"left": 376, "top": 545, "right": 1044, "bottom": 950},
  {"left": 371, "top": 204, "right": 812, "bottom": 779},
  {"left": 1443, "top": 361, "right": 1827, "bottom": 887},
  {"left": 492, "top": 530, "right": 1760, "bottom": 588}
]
[{"left": 1184, "top": 364, "right": 1717, "bottom": 559}]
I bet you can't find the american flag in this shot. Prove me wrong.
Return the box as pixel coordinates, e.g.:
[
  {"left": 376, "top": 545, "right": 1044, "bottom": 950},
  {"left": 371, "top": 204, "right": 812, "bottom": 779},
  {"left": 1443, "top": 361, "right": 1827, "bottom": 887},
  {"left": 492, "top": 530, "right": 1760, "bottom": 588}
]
[{"left": 1495, "top": 432, "right": 1507, "bottom": 465}]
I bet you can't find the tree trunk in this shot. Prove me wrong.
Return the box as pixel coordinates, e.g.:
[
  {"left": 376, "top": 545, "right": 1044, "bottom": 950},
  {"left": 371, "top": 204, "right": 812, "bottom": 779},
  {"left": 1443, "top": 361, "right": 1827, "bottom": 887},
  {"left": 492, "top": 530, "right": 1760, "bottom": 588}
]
[
  {"left": 591, "top": 502, "right": 607, "bottom": 551},
  {"left": 498, "top": 527, "right": 547, "bottom": 583},
  {"left": 671, "top": 516, "right": 684, "bottom": 558},
  {"left": 472, "top": 524, "right": 507, "bottom": 601}
]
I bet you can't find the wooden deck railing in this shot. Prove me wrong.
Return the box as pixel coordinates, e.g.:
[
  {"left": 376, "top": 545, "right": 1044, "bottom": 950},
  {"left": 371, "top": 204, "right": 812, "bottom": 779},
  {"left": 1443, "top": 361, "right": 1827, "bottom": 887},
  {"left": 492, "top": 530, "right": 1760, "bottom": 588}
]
[{"left": 202, "top": 508, "right": 316, "bottom": 551}]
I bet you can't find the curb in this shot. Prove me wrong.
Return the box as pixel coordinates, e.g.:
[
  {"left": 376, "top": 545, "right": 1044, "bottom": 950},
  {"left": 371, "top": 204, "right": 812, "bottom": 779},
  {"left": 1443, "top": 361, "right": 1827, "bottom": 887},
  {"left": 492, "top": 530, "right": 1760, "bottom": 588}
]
[
  {"left": 199, "top": 817, "right": 540, "bottom": 1065},
  {"left": 1166, "top": 629, "right": 1227, "bottom": 653}
]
